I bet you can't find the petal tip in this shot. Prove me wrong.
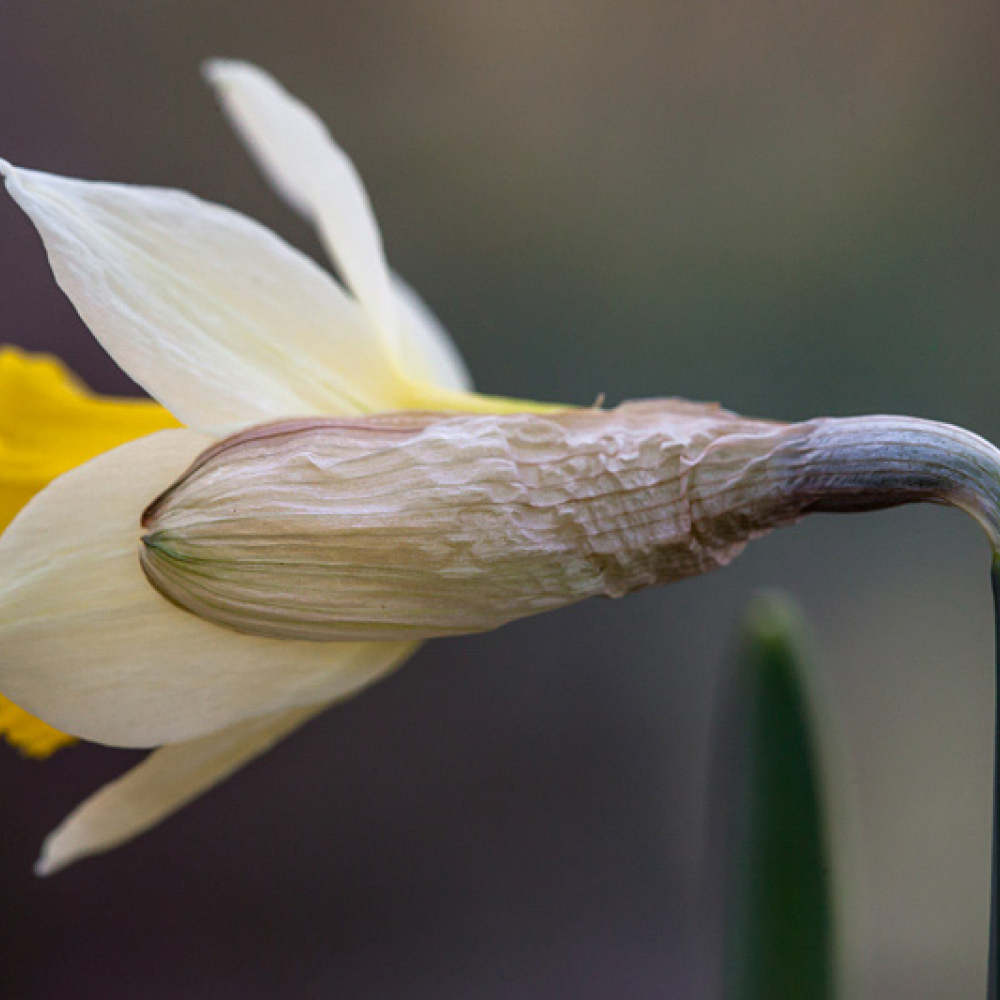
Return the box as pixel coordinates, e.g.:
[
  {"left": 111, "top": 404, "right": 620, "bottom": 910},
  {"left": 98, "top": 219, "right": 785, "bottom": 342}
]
[
  {"left": 202, "top": 58, "right": 259, "bottom": 90},
  {"left": 201, "top": 57, "right": 232, "bottom": 83},
  {"left": 35, "top": 818, "right": 92, "bottom": 877},
  {"left": 0, "top": 158, "right": 25, "bottom": 193},
  {"left": 0, "top": 161, "right": 64, "bottom": 201},
  {"left": 33, "top": 841, "right": 65, "bottom": 877}
]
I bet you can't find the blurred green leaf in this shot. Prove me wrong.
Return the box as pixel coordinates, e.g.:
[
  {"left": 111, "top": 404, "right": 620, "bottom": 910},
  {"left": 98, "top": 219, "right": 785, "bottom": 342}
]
[{"left": 724, "top": 594, "right": 834, "bottom": 1000}]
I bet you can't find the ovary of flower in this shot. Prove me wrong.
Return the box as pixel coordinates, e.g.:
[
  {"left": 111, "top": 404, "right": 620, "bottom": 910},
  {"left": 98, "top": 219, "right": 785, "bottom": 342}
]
[{"left": 0, "top": 59, "right": 546, "bottom": 875}]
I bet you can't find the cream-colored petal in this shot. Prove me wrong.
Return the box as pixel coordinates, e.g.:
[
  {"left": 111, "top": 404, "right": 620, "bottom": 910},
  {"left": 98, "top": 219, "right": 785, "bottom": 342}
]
[
  {"left": 36, "top": 700, "right": 326, "bottom": 876},
  {"left": 204, "top": 60, "right": 398, "bottom": 352},
  {"left": 0, "top": 162, "right": 414, "bottom": 432},
  {"left": 204, "top": 60, "right": 473, "bottom": 392},
  {"left": 0, "top": 429, "right": 418, "bottom": 747},
  {"left": 392, "top": 273, "right": 472, "bottom": 392}
]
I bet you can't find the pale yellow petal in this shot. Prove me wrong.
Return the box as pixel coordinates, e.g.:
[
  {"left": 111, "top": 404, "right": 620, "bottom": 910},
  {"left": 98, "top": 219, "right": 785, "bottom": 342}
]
[
  {"left": 1, "top": 163, "right": 418, "bottom": 431},
  {"left": 203, "top": 61, "right": 475, "bottom": 395},
  {"left": 0, "top": 429, "right": 417, "bottom": 747},
  {"left": 391, "top": 273, "right": 473, "bottom": 392},
  {"left": 204, "top": 59, "right": 399, "bottom": 351},
  {"left": 0, "top": 347, "right": 177, "bottom": 756},
  {"left": 37, "top": 701, "right": 327, "bottom": 875}
]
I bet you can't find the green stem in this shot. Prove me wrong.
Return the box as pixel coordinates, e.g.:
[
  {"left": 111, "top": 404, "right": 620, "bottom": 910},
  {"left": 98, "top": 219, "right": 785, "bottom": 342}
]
[
  {"left": 770, "top": 416, "right": 1000, "bottom": 549},
  {"left": 990, "top": 564, "right": 999, "bottom": 1000}
]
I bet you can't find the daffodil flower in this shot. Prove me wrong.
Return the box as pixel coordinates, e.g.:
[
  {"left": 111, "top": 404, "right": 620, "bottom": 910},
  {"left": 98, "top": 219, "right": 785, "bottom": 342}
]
[
  {"left": 0, "top": 60, "right": 525, "bottom": 874},
  {"left": 4, "top": 61, "right": 1000, "bottom": 877}
]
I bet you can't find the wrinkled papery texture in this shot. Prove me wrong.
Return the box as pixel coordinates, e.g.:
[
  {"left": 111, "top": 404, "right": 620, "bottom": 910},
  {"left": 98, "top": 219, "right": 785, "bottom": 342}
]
[
  {"left": 144, "top": 402, "right": 1000, "bottom": 646},
  {"left": 141, "top": 400, "right": 807, "bottom": 641},
  {"left": 0, "top": 348, "right": 177, "bottom": 756}
]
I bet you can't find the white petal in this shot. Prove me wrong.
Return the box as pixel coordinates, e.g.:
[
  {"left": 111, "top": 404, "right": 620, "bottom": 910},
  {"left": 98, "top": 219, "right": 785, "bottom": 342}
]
[
  {"left": 0, "top": 430, "right": 418, "bottom": 747},
  {"left": 36, "top": 700, "right": 326, "bottom": 875},
  {"left": 0, "top": 162, "right": 415, "bottom": 432},
  {"left": 204, "top": 60, "right": 472, "bottom": 393},
  {"left": 392, "top": 273, "right": 472, "bottom": 392},
  {"left": 204, "top": 60, "right": 398, "bottom": 352}
]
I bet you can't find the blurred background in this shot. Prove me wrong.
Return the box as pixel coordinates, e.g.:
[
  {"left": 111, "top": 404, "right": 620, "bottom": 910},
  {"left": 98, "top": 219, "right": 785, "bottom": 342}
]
[{"left": 1, "top": 2, "right": 998, "bottom": 996}]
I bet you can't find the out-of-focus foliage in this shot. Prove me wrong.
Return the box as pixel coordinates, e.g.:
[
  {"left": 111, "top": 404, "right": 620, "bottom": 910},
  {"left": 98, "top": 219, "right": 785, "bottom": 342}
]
[{"left": 723, "top": 594, "right": 833, "bottom": 1000}]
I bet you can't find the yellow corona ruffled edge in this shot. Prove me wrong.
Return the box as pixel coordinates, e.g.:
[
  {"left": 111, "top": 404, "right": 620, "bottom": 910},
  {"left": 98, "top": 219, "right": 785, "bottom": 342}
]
[{"left": 0, "top": 347, "right": 178, "bottom": 757}]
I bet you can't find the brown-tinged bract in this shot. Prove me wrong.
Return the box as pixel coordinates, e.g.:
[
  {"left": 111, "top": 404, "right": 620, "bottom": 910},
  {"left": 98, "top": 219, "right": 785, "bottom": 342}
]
[{"left": 141, "top": 401, "right": 1000, "bottom": 641}]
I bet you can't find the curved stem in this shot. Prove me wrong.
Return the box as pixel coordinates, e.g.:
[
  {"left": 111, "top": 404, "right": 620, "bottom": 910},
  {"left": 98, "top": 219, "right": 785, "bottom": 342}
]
[
  {"left": 768, "top": 415, "right": 1000, "bottom": 997},
  {"left": 770, "top": 416, "right": 1000, "bottom": 548}
]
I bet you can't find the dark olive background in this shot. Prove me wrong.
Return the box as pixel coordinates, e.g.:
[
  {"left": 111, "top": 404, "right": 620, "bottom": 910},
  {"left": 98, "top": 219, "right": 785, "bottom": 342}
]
[{"left": 1, "top": 3, "right": 999, "bottom": 997}]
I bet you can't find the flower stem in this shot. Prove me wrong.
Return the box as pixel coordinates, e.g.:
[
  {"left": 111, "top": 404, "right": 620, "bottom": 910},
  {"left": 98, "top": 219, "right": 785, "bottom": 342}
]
[
  {"left": 990, "top": 561, "right": 999, "bottom": 1000},
  {"left": 768, "top": 416, "right": 1000, "bottom": 549},
  {"left": 766, "top": 415, "right": 1000, "bottom": 997}
]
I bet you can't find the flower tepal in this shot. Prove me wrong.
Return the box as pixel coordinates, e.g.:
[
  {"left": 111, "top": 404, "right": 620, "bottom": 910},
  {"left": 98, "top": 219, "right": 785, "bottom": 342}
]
[{"left": 0, "top": 348, "right": 178, "bottom": 756}]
